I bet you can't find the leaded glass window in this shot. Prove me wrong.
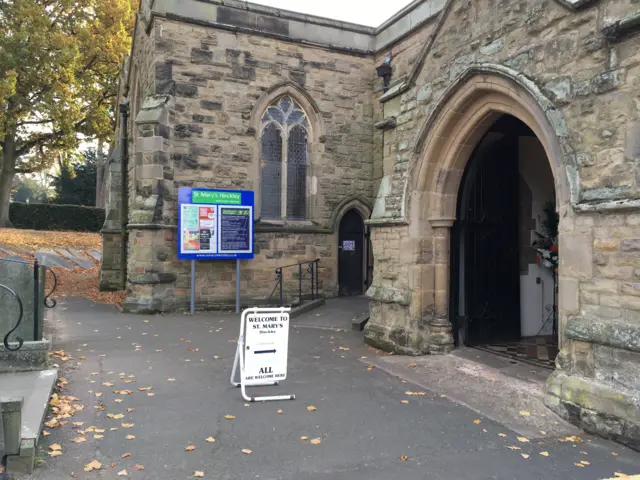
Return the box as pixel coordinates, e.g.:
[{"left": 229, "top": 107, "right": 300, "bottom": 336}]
[{"left": 259, "top": 95, "right": 309, "bottom": 220}]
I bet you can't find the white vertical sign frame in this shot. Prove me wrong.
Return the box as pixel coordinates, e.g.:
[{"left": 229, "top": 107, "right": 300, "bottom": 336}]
[{"left": 230, "top": 307, "right": 295, "bottom": 402}]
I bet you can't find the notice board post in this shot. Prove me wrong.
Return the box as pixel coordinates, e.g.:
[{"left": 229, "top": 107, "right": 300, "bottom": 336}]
[{"left": 178, "top": 188, "right": 254, "bottom": 313}]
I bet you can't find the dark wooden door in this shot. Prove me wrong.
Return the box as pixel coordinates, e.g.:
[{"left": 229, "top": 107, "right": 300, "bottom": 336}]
[
  {"left": 454, "top": 137, "right": 521, "bottom": 346},
  {"left": 339, "top": 210, "right": 364, "bottom": 296}
]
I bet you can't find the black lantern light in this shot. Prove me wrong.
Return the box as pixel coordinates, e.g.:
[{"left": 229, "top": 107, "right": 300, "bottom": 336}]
[{"left": 376, "top": 54, "right": 393, "bottom": 93}]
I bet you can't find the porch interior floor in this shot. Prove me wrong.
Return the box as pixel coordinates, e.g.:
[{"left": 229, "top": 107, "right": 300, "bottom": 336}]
[{"left": 473, "top": 336, "right": 558, "bottom": 370}]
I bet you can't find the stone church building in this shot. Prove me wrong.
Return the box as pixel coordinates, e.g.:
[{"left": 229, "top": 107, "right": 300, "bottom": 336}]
[{"left": 100, "top": 0, "right": 640, "bottom": 447}]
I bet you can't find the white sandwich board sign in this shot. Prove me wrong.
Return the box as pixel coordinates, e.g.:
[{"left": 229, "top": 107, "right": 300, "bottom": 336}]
[{"left": 230, "top": 307, "right": 295, "bottom": 402}]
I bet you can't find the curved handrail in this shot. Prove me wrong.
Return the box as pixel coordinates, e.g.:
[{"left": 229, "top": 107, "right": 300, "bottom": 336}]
[
  {"left": 43, "top": 266, "right": 57, "bottom": 308},
  {"left": 1, "top": 283, "right": 24, "bottom": 351}
]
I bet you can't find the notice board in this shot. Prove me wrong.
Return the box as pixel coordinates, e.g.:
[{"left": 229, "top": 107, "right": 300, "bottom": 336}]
[{"left": 177, "top": 188, "right": 254, "bottom": 260}]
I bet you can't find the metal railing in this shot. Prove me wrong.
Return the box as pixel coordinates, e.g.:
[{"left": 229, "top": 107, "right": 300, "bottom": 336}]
[
  {"left": 0, "top": 257, "right": 57, "bottom": 351},
  {"left": 268, "top": 259, "right": 320, "bottom": 307},
  {"left": 1, "top": 283, "right": 24, "bottom": 351}
]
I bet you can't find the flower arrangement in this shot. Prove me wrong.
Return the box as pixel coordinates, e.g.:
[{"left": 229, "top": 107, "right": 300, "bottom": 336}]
[{"left": 533, "top": 201, "right": 559, "bottom": 272}]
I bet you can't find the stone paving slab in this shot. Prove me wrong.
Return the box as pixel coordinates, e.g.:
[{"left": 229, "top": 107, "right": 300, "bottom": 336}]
[
  {"left": 54, "top": 248, "right": 94, "bottom": 269},
  {"left": 0, "top": 244, "right": 30, "bottom": 256},
  {"left": 34, "top": 251, "right": 75, "bottom": 269},
  {"left": 69, "top": 248, "right": 98, "bottom": 266},
  {"left": 85, "top": 250, "right": 101, "bottom": 262}
]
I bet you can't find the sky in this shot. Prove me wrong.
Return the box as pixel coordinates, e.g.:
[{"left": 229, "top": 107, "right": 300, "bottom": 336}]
[{"left": 247, "top": 0, "right": 416, "bottom": 27}]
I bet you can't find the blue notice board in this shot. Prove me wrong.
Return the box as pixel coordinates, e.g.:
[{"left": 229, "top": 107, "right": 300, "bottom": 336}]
[{"left": 177, "top": 188, "right": 255, "bottom": 260}]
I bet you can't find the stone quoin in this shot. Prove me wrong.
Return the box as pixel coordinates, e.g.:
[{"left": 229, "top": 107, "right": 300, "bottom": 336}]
[{"left": 100, "top": 0, "right": 640, "bottom": 448}]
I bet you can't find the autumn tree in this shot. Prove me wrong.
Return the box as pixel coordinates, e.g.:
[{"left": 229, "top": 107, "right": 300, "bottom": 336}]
[
  {"left": 51, "top": 149, "right": 98, "bottom": 206},
  {"left": 0, "top": 0, "right": 136, "bottom": 227}
]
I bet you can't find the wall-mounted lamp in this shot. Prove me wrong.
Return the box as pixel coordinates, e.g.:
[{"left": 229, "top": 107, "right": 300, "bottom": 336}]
[{"left": 376, "top": 54, "right": 393, "bottom": 93}]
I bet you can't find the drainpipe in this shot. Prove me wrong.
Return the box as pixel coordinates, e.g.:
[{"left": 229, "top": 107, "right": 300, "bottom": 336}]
[{"left": 119, "top": 99, "right": 130, "bottom": 291}]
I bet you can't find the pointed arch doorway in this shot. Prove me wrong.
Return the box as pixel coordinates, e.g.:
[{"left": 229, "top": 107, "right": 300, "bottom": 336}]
[
  {"left": 338, "top": 209, "right": 368, "bottom": 296},
  {"left": 450, "top": 114, "right": 559, "bottom": 368}
]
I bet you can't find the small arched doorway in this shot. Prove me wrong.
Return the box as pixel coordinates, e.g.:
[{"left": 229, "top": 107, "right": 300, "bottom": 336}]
[
  {"left": 450, "top": 114, "right": 558, "bottom": 368},
  {"left": 338, "top": 209, "right": 366, "bottom": 296}
]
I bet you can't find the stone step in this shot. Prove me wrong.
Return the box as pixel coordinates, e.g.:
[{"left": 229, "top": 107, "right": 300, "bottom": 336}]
[
  {"left": 55, "top": 248, "right": 95, "bottom": 269},
  {"left": 1, "top": 369, "right": 57, "bottom": 474}
]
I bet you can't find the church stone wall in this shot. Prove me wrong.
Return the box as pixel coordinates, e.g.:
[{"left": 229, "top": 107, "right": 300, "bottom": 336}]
[
  {"left": 122, "top": 14, "right": 376, "bottom": 311},
  {"left": 364, "top": 0, "right": 640, "bottom": 448}
]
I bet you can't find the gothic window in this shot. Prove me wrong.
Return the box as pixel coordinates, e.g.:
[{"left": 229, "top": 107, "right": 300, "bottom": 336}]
[{"left": 260, "top": 95, "right": 309, "bottom": 220}]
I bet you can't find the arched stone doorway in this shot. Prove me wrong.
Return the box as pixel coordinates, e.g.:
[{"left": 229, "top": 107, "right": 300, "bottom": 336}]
[
  {"left": 338, "top": 209, "right": 366, "bottom": 296},
  {"left": 450, "top": 114, "right": 559, "bottom": 368},
  {"left": 406, "top": 67, "right": 573, "bottom": 357}
]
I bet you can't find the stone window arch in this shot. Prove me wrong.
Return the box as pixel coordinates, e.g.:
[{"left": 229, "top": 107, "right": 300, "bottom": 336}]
[{"left": 259, "top": 95, "right": 310, "bottom": 221}]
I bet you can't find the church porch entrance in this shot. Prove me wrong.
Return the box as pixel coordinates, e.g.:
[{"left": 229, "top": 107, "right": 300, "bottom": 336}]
[{"left": 450, "top": 115, "right": 559, "bottom": 369}]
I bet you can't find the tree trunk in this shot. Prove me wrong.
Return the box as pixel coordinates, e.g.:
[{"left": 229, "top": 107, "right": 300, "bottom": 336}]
[
  {"left": 0, "top": 130, "right": 17, "bottom": 228},
  {"left": 0, "top": 165, "right": 15, "bottom": 228}
]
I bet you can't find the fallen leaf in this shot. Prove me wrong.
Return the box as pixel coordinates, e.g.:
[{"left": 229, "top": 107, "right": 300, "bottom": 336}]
[
  {"left": 400, "top": 400, "right": 409, "bottom": 404},
  {"left": 276, "top": 409, "right": 284, "bottom": 414},
  {"left": 133, "top": 465, "right": 144, "bottom": 471},
  {"left": 224, "top": 415, "right": 236, "bottom": 420},
  {"left": 521, "top": 454, "right": 530, "bottom": 459},
  {"left": 84, "top": 460, "right": 102, "bottom": 472},
  {"left": 166, "top": 378, "right": 176, "bottom": 382},
  {"left": 574, "top": 463, "right": 585, "bottom": 468},
  {"left": 126, "top": 408, "right": 134, "bottom": 412},
  {"left": 206, "top": 437, "right": 216, "bottom": 443},
  {"left": 94, "top": 428, "right": 105, "bottom": 433},
  {"left": 539, "top": 451, "right": 549, "bottom": 457},
  {"left": 519, "top": 411, "right": 531, "bottom": 417},
  {"left": 107, "top": 413, "right": 125, "bottom": 420},
  {"left": 300, "top": 436, "right": 308, "bottom": 441},
  {"left": 147, "top": 393, "right": 154, "bottom": 397},
  {"left": 560, "top": 435, "right": 584, "bottom": 444},
  {"left": 121, "top": 423, "right": 134, "bottom": 428},
  {"left": 43, "top": 430, "right": 50, "bottom": 436},
  {"left": 307, "top": 406, "right": 317, "bottom": 411},
  {"left": 45, "top": 418, "right": 60, "bottom": 428},
  {"left": 194, "top": 472, "right": 205, "bottom": 478},
  {"left": 103, "top": 382, "right": 114, "bottom": 387},
  {"left": 94, "top": 434, "right": 104, "bottom": 439},
  {"left": 473, "top": 419, "right": 481, "bottom": 424},
  {"left": 407, "top": 363, "right": 417, "bottom": 367},
  {"left": 117, "top": 468, "right": 128, "bottom": 476},
  {"left": 400, "top": 455, "right": 408, "bottom": 461},
  {"left": 517, "top": 437, "right": 530, "bottom": 443},
  {"left": 498, "top": 433, "right": 507, "bottom": 437},
  {"left": 310, "top": 438, "right": 321, "bottom": 445},
  {"left": 488, "top": 377, "right": 496, "bottom": 381},
  {"left": 241, "top": 449, "right": 252, "bottom": 455},
  {"left": 405, "top": 391, "right": 427, "bottom": 396},
  {"left": 114, "top": 399, "right": 123, "bottom": 403},
  {"left": 507, "top": 446, "right": 521, "bottom": 451},
  {"left": 338, "top": 346, "right": 350, "bottom": 351},
  {"left": 126, "top": 435, "right": 135, "bottom": 440},
  {"left": 49, "top": 450, "right": 62, "bottom": 457},
  {"left": 49, "top": 443, "right": 62, "bottom": 451},
  {"left": 71, "top": 437, "right": 87, "bottom": 443},
  {"left": 540, "top": 430, "right": 547, "bottom": 435},
  {"left": 185, "top": 445, "right": 196, "bottom": 451},
  {"left": 137, "top": 387, "right": 152, "bottom": 392},
  {"left": 482, "top": 429, "right": 488, "bottom": 433},
  {"left": 121, "top": 453, "right": 131, "bottom": 458},
  {"left": 612, "top": 452, "right": 619, "bottom": 456},
  {"left": 110, "top": 427, "right": 119, "bottom": 431},
  {"left": 73, "top": 421, "right": 85, "bottom": 427},
  {"left": 580, "top": 461, "right": 590, "bottom": 466}
]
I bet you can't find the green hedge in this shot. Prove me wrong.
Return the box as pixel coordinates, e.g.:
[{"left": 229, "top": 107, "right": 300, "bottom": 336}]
[{"left": 9, "top": 202, "right": 105, "bottom": 232}]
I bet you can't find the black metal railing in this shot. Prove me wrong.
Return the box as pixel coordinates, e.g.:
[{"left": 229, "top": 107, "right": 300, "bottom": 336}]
[
  {"left": 1, "top": 283, "right": 24, "bottom": 351},
  {"left": 0, "top": 257, "right": 57, "bottom": 350},
  {"left": 267, "top": 259, "right": 320, "bottom": 307}
]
